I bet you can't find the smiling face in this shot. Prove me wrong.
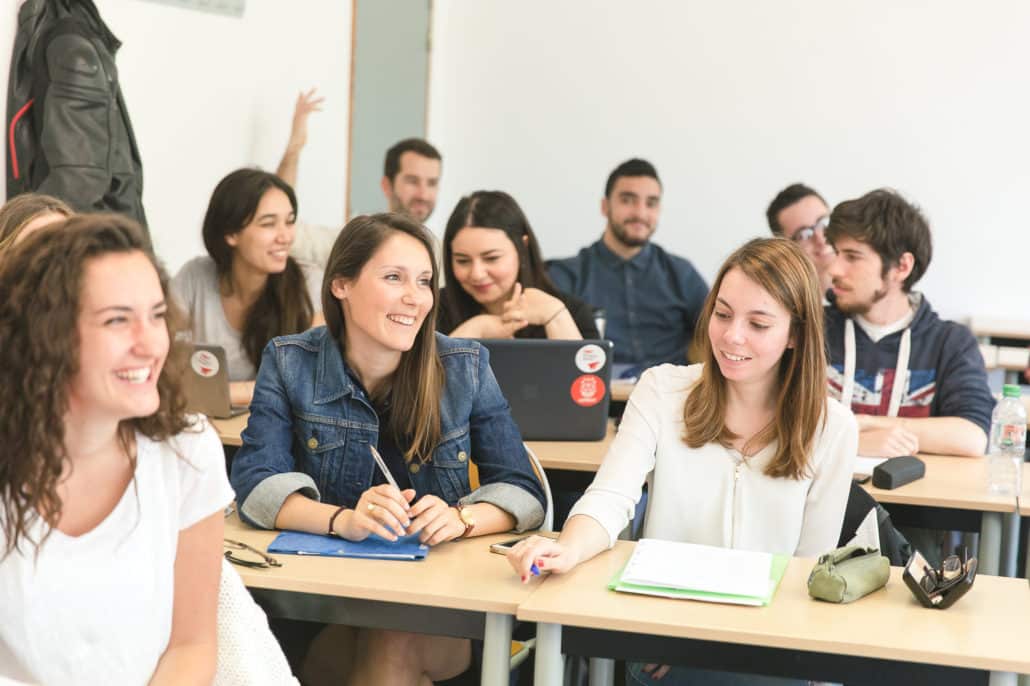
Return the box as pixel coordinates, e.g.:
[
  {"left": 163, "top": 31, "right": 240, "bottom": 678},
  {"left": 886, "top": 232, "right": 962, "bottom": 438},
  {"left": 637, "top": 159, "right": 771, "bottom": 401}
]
[
  {"left": 225, "top": 187, "right": 296, "bottom": 275},
  {"left": 382, "top": 152, "right": 441, "bottom": 223},
  {"left": 602, "top": 175, "right": 661, "bottom": 248},
  {"left": 450, "top": 226, "right": 521, "bottom": 311},
  {"left": 708, "top": 267, "right": 793, "bottom": 389},
  {"left": 67, "top": 251, "right": 170, "bottom": 426},
  {"left": 331, "top": 232, "right": 435, "bottom": 368}
]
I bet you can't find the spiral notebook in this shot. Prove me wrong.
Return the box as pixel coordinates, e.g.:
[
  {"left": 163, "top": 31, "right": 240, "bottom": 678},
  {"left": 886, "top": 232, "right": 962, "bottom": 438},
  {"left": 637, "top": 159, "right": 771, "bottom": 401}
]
[
  {"left": 608, "top": 539, "right": 789, "bottom": 606},
  {"left": 267, "top": 530, "right": 428, "bottom": 561}
]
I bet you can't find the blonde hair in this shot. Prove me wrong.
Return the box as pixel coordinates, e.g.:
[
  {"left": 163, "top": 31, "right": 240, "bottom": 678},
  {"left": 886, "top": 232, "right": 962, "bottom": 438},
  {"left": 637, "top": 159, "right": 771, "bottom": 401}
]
[
  {"left": 0, "top": 193, "right": 72, "bottom": 253},
  {"left": 682, "top": 238, "right": 827, "bottom": 479}
]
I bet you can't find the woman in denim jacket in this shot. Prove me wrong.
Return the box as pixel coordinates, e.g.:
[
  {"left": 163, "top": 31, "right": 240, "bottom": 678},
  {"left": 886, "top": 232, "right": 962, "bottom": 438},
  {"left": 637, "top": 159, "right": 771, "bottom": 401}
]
[{"left": 230, "top": 212, "right": 545, "bottom": 685}]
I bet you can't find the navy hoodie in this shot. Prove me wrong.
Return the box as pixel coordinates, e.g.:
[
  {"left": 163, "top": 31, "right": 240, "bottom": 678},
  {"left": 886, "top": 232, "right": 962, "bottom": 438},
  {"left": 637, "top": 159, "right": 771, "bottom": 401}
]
[{"left": 824, "top": 293, "right": 994, "bottom": 436}]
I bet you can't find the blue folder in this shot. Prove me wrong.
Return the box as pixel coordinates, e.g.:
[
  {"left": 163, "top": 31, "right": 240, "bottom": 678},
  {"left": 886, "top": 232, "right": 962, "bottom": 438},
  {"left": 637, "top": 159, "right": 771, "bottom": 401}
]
[{"left": 267, "top": 530, "right": 428, "bottom": 561}]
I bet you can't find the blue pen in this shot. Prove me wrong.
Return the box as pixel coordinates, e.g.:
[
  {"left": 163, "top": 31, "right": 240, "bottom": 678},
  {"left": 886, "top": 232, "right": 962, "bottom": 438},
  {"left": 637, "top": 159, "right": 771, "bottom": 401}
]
[{"left": 530, "top": 563, "right": 540, "bottom": 576}]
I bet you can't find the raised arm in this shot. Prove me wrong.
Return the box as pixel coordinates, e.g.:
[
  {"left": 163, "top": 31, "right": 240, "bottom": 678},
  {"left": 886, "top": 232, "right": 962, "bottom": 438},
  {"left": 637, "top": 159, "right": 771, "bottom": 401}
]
[{"left": 275, "top": 88, "right": 324, "bottom": 187}]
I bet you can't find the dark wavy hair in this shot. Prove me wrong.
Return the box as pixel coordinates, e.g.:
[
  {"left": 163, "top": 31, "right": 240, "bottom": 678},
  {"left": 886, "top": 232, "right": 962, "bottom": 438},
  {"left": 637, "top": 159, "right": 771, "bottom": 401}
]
[
  {"left": 0, "top": 214, "right": 191, "bottom": 558},
  {"left": 439, "top": 190, "right": 561, "bottom": 328},
  {"left": 323, "top": 213, "right": 444, "bottom": 462},
  {"left": 202, "top": 168, "right": 314, "bottom": 368}
]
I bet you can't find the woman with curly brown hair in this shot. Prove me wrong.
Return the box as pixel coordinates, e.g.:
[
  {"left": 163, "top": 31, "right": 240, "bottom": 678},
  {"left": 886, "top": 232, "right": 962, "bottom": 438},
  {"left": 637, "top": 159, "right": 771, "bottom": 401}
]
[{"left": 0, "top": 215, "right": 234, "bottom": 685}]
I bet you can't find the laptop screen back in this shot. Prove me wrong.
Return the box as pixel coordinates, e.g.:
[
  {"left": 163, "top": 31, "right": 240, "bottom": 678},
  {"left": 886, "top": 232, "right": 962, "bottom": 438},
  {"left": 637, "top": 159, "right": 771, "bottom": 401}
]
[{"left": 479, "top": 338, "right": 613, "bottom": 441}]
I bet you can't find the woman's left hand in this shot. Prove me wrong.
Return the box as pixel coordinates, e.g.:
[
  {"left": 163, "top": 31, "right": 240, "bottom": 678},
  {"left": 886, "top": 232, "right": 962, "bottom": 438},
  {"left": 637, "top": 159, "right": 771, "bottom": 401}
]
[{"left": 406, "top": 494, "right": 465, "bottom": 545}]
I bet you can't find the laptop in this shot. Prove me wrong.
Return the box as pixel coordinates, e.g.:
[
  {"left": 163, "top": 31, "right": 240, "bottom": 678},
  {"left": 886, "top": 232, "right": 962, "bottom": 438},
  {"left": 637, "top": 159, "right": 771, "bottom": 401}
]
[
  {"left": 183, "top": 344, "right": 249, "bottom": 419},
  {"left": 479, "top": 338, "right": 614, "bottom": 441}
]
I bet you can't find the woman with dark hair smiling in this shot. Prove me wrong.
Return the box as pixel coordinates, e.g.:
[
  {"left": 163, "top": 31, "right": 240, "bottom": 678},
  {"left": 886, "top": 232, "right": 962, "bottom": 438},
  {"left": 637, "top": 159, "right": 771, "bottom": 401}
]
[
  {"left": 171, "top": 169, "right": 324, "bottom": 406},
  {"left": 439, "top": 190, "right": 599, "bottom": 340},
  {"left": 0, "top": 215, "right": 233, "bottom": 684},
  {"left": 231, "top": 212, "right": 545, "bottom": 684}
]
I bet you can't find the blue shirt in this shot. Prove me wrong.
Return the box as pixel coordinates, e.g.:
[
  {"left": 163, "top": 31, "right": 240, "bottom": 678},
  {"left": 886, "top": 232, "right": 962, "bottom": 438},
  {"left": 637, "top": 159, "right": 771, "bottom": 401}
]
[
  {"left": 230, "top": 327, "right": 546, "bottom": 532},
  {"left": 548, "top": 240, "right": 709, "bottom": 370}
]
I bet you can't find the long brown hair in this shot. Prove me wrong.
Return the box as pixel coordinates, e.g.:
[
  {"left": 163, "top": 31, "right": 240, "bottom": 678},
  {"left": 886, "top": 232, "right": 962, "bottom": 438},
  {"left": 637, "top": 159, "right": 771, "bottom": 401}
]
[
  {"left": 323, "top": 213, "right": 444, "bottom": 462},
  {"left": 0, "top": 192, "right": 72, "bottom": 252},
  {"left": 683, "top": 238, "right": 826, "bottom": 479},
  {"left": 202, "top": 168, "right": 314, "bottom": 368},
  {"left": 0, "top": 215, "right": 191, "bottom": 557}
]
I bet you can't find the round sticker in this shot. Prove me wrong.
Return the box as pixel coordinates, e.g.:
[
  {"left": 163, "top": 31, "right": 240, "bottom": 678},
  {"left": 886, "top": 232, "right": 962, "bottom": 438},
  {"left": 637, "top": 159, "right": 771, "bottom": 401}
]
[
  {"left": 570, "top": 374, "right": 606, "bottom": 407},
  {"left": 574, "top": 343, "right": 607, "bottom": 373},
  {"left": 191, "top": 350, "right": 220, "bottom": 378}
]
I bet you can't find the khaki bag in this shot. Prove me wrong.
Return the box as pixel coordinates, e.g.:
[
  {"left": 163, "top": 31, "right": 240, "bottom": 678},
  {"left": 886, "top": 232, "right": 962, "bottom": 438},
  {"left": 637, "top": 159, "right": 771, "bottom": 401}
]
[{"left": 807, "top": 545, "right": 889, "bottom": 603}]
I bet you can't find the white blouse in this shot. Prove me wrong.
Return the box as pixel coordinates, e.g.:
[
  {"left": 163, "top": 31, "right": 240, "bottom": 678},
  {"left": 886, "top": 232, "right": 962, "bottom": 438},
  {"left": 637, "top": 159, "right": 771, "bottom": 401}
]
[
  {"left": 0, "top": 421, "right": 234, "bottom": 686},
  {"left": 569, "top": 364, "right": 858, "bottom": 557}
]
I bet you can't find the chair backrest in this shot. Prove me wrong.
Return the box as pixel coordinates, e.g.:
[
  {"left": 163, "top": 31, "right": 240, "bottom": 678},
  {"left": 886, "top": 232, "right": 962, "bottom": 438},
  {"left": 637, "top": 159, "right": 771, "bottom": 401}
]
[
  {"left": 523, "top": 443, "right": 554, "bottom": 532},
  {"left": 838, "top": 480, "right": 912, "bottom": 566}
]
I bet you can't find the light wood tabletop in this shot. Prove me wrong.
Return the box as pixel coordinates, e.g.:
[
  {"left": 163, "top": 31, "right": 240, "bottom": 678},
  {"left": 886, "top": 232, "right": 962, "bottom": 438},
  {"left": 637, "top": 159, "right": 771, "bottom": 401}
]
[
  {"left": 214, "top": 412, "right": 616, "bottom": 474},
  {"left": 518, "top": 541, "right": 1030, "bottom": 676},
  {"left": 967, "top": 316, "right": 1030, "bottom": 341},
  {"left": 863, "top": 454, "right": 1014, "bottom": 513},
  {"left": 224, "top": 513, "right": 534, "bottom": 615}
]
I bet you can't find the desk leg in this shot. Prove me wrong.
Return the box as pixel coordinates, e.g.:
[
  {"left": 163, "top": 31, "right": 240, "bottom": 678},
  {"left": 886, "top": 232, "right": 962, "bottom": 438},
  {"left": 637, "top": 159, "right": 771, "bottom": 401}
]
[
  {"left": 589, "top": 657, "right": 615, "bottom": 686},
  {"left": 1002, "top": 510, "right": 1020, "bottom": 577},
  {"left": 481, "top": 612, "right": 513, "bottom": 686},
  {"left": 534, "top": 622, "right": 564, "bottom": 686},
  {"left": 981, "top": 512, "right": 1002, "bottom": 576}
]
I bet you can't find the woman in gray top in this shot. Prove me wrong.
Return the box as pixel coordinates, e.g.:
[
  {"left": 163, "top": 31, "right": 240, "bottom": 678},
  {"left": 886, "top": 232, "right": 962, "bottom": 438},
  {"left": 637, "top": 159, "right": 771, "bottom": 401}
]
[{"left": 171, "top": 169, "right": 324, "bottom": 405}]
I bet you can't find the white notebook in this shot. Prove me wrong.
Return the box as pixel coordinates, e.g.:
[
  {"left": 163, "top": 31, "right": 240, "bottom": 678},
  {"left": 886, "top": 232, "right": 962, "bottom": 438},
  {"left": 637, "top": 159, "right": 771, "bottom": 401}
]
[{"left": 621, "top": 539, "right": 772, "bottom": 599}]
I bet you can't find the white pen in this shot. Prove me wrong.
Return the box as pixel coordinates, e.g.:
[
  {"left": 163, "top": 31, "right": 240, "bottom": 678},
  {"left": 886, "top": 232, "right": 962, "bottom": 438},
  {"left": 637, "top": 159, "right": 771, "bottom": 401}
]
[{"left": 369, "top": 444, "right": 400, "bottom": 491}]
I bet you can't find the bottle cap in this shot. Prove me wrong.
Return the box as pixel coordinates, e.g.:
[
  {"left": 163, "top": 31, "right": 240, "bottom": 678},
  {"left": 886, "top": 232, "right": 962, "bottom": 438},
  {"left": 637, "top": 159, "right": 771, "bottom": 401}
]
[{"left": 1002, "top": 384, "right": 1022, "bottom": 398}]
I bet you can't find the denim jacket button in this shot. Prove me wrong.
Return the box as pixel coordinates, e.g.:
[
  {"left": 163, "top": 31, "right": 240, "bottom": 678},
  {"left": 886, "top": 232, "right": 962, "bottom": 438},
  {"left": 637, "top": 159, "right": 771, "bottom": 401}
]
[
  {"left": 409, "top": 463, "right": 420, "bottom": 474},
  {"left": 307, "top": 437, "right": 318, "bottom": 450},
  {"left": 457, "top": 451, "right": 468, "bottom": 462}
]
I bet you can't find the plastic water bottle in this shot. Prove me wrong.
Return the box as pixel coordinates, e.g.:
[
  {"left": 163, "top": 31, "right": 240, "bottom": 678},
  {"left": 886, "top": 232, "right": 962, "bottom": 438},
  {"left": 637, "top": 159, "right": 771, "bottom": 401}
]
[{"left": 987, "top": 384, "right": 1026, "bottom": 496}]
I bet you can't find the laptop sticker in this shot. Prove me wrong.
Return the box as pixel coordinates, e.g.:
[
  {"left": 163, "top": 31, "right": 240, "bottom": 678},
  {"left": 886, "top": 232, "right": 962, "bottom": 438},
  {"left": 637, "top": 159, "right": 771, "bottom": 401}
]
[
  {"left": 574, "top": 344, "right": 607, "bottom": 373},
  {"left": 191, "top": 349, "right": 220, "bottom": 378},
  {"left": 571, "top": 374, "right": 605, "bottom": 407}
]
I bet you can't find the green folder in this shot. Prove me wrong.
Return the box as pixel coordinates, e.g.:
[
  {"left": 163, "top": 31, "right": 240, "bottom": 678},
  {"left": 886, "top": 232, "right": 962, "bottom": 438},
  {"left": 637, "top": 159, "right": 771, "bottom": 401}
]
[{"left": 607, "top": 553, "right": 790, "bottom": 607}]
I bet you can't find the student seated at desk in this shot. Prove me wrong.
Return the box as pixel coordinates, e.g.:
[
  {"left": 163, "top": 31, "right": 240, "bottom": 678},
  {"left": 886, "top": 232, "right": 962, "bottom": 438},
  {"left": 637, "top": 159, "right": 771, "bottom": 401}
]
[
  {"left": 509, "top": 238, "right": 857, "bottom": 686},
  {"left": 438, "top": 190, "right": 598, "bottom": 340},
  {"left": 0, "top": 192, "right": 71, "bottom": 253},
  {"left": 171, "top": 169, "right": 324, "bottom": 407},
  {"left": 230, "top": 212, "right": 546, "bottom": 686},
  {"left": 0, "top": 216, "right": 234, "bottom": 685}
]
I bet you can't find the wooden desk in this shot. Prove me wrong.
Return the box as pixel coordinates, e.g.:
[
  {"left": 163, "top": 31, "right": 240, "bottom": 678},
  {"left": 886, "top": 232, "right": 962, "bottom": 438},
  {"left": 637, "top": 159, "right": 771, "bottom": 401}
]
[
  {"left": 212, "top": 413, "right": 247, "bottom": 448},
  {"left": 968, "top": 316, "right": 1030, "bottom": 342},
  {"left": 520, "top": 542, "right": 1030, "bottom": 685},
  {"left": 610, "top": 380, "right": 635, "bottom": 403},
  {"left": 863, "top": 454, "right": 1018, "bottom": 576},
  {"left": 224, "top": 514, "right": 533, "bottom": 686},
  {"left": 214, "top": 412, "right": 616, "bottom": 475}
]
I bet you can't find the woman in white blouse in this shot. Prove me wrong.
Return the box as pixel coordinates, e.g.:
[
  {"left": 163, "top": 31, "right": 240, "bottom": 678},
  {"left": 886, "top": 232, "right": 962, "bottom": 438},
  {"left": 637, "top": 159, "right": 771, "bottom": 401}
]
[
  {"left": 509, "top": 238, "right": 857, "bottom": 685},
  {"left": 0, "top": 215, "right": 234, "bottom": 685}
]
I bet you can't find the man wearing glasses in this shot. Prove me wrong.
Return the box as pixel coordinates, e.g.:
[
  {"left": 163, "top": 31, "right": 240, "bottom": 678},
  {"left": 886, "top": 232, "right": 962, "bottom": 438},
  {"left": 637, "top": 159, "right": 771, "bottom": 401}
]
[{"left": 766, "top": 183, "right": 834, "bottom": 295}]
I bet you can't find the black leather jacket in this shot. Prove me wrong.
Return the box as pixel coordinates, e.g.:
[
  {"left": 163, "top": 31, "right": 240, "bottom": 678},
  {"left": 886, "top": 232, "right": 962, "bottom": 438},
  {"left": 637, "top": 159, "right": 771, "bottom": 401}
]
[{"left": 6, "top": 0, "right": 148, "bottom": 234}]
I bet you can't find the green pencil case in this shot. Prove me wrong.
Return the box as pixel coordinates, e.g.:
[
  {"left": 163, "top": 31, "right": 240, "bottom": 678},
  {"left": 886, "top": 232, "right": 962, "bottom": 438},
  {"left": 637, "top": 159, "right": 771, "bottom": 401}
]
[{"left": 807, "top": 545, "right": 889, "bottom": 604}]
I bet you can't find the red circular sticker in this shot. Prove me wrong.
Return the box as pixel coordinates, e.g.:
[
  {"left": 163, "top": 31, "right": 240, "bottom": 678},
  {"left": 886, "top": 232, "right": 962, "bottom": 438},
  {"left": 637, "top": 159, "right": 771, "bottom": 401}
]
[{"left": 570, "top": 374, "right": 606, "bottom": 407}]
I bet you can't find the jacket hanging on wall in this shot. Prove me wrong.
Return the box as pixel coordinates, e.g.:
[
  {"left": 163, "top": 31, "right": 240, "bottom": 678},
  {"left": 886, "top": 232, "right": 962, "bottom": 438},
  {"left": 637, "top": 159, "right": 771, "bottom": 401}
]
[{"left": 6, "top": 0, "right": 149, "bottom": 237}]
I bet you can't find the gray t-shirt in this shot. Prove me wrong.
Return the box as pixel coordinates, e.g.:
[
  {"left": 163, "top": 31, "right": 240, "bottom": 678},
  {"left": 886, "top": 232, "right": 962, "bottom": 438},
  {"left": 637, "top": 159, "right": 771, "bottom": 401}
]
[{"left": 170, "top": 256, "right": 324, "bottom": 381}]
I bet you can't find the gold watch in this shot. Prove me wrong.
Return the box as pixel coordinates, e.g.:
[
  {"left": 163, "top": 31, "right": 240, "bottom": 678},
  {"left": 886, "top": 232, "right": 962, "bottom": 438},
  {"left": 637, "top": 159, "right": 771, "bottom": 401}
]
[{"left": 452, "top": 504, "right": 475, "bottom": 539}]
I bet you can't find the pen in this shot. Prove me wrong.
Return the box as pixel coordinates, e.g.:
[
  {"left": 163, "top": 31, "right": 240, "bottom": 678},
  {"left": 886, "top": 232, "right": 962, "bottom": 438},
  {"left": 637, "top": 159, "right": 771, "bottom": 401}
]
[
  {"left": 530, "top": 563, "right": 540, "bottom": 576},
  {"left": 368, "top": 444, "right": 400, "bottom": 491}
]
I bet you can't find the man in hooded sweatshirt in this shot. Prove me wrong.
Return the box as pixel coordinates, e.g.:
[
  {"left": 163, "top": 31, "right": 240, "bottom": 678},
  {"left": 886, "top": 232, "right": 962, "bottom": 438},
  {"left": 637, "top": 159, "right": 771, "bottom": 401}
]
[{"left": 823, "top": 188, "right": 993, "bottom": 459}]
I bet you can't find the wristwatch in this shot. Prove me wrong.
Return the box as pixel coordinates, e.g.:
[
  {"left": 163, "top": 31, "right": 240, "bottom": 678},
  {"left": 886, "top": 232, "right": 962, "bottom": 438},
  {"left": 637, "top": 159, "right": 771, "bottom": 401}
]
[{"left": 452, "top": 504, "right": 475, "bottom": 539}]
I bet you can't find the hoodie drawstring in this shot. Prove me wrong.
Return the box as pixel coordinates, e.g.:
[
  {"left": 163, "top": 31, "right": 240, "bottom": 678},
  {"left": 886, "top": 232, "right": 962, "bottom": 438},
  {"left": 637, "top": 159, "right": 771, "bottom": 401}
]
[{"left": 842, "top": 318, "right": 912, "bottom": 417}]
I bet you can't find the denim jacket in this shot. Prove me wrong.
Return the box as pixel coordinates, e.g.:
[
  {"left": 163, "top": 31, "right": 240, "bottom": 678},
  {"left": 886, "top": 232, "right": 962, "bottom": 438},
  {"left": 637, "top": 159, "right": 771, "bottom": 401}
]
[{"left": 230, "top": 327, "right": 546, "bottom": 532}]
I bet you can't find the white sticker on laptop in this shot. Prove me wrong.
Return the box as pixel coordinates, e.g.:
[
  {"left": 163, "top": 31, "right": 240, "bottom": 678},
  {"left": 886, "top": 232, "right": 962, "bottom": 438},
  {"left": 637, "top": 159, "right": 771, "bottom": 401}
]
[
  {"left": 191, "top": 349, "right": 220, "bottom": 378},
  {"left": 570, "top": 374, "right": 606, "bottom": 407},
  {"left": 574, "top": 344, "right": 606, "bottom": 373}
]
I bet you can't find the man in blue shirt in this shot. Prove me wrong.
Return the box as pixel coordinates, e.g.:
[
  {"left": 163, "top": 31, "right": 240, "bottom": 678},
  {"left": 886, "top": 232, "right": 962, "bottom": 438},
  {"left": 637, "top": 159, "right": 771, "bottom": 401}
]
[{"left": 548, "top": 159, "right": 709, "bottom": 378}]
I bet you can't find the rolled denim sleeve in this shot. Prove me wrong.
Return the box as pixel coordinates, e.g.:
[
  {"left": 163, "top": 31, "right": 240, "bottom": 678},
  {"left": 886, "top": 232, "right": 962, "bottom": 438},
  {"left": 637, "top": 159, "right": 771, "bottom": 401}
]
[
  {"left": 466, "top": 345, "right": 546, "bottom": 531},
  {"left": 230, "top": 341, "right": 319, "bottom": 529}
]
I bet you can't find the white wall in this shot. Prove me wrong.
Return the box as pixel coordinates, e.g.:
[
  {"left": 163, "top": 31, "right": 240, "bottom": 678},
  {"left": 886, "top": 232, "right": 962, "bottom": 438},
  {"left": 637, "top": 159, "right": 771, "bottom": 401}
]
[
  {"left": 427, "top": 1, "right": 1030, "bottom": 321},
  {"left": 4, "top": 0, "right": 351, "bottom": 274}
]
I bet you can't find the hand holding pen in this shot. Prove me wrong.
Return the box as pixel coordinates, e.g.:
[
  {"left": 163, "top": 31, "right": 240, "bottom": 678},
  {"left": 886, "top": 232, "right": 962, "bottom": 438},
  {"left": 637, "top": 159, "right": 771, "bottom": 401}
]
[{"left": 335, "top": 444, "right": 415, "bottom": 542}]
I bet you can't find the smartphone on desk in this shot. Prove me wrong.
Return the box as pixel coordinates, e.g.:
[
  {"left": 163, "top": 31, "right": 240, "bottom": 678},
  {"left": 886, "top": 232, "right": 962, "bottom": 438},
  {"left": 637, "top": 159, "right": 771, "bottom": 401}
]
[{"left": 488, "top": 532, "right": 558, "bottom": 555}]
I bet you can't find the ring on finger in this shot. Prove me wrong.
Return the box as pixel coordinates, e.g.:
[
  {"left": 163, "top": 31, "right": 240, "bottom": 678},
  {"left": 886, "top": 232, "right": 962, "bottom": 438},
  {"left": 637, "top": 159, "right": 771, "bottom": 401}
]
[{"left": 367, "top": 503, "right": 377, "bottom": 513}]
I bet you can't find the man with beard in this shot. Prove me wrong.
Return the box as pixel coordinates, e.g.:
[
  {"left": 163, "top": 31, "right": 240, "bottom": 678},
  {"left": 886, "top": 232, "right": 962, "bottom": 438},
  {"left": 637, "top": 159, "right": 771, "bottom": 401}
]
[
  {"left": 380, "top": 138, "right": 442, "bottom": 223},
  {"left": 766, "top": 183, "right": 835, "bottom": 296},
  {"left": 549, "top": 159, "right": 708, "bottom": 377},
  {"left": 824, "top": 188, "right": 992, "bottom": 458}
]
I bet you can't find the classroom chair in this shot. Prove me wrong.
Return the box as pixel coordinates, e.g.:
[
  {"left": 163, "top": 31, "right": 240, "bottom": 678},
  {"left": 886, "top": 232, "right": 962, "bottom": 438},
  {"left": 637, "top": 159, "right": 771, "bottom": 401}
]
[{"left": 837, "top": 480, "right": 912, "bottom": 566}]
